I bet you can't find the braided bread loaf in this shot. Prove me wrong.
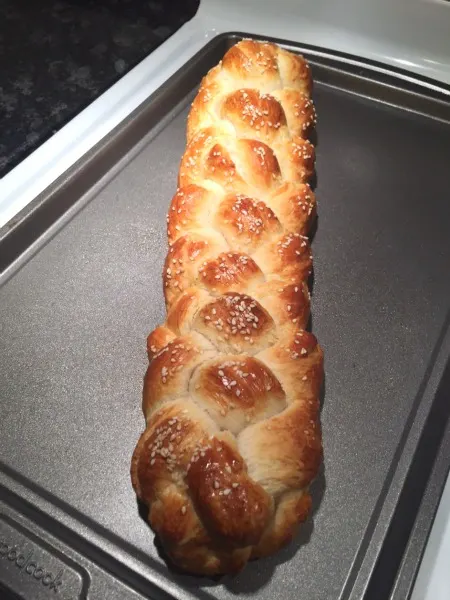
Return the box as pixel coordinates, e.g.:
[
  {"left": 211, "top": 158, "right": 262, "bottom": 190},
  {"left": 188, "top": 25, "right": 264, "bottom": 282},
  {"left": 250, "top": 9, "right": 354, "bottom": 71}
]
[{"left": 131, "top": 39, "right": 324, "bottom": 576}]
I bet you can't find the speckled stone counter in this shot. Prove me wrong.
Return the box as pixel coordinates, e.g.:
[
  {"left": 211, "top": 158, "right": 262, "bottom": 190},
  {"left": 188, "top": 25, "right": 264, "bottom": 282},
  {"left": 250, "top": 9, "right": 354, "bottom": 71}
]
[{"left": 0, "top": 0, "right": 199, "bottom": 178}]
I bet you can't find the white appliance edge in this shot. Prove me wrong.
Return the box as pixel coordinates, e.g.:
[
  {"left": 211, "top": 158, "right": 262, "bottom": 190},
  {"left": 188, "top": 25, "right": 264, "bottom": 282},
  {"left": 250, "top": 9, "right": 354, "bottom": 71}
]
[
  {"left": 1, "top": 0, "right": 450, "bottom": 228},
  {"left": 1, "top": 1, "right": 449, "bottom": 597}
]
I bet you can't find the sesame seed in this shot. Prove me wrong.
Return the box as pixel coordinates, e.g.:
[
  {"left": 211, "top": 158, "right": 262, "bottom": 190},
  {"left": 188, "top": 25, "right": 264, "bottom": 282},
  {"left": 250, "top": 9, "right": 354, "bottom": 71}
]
[{"left": 181, "top": 505, "right": 187, "bottom": 515}]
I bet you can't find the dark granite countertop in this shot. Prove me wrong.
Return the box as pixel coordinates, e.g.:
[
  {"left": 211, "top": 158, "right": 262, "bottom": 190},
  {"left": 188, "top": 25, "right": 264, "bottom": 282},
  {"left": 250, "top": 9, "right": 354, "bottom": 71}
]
[{"left": 0, "top": 0, "right": 199, "bottom": 178}]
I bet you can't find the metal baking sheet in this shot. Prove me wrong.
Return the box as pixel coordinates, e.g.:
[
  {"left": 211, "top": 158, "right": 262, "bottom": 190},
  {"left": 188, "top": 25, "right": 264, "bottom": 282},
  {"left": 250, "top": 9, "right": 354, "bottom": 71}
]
[{"left": 1, "top": 34, "right": 450, "bottom": 600}]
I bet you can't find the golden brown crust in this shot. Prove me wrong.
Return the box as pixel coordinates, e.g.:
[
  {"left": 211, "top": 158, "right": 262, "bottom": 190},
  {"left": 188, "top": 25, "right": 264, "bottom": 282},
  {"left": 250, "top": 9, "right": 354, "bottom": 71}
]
[
  {"left": 186, "top": 40, "right": 312, "bottom": 143},
  {"left": 194, "top": 293, "right": 276, "bottom": 354},
  {"left": 190, "top": 356, "right": 286, "bottom": 434},
  {"left": 187, "top": 436, "right": 274, "bottom": 547},
  {"left": 267, "top": 182, "right": 316, "bottom": 235},
  {"left": 216, "top": 193, "right": 282, "bottom": 253},
  {"left": 252, "top": 490, "right": 312, "bottom": 558},
  {"left": 131, "top": 39, "right": 323, "bottom": 576}
]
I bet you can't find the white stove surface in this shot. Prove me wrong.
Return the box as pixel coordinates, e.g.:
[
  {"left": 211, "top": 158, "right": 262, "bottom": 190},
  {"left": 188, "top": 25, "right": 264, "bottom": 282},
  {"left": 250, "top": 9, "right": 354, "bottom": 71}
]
[
  {"left": 2, "top": 0, "right": 450, "bottom": 231},
  {"left": 1, "top": 0, "right": 449, "bottom": 596},
  {"left": 411, "top": 473, "right": 450, "bottom": 600}
]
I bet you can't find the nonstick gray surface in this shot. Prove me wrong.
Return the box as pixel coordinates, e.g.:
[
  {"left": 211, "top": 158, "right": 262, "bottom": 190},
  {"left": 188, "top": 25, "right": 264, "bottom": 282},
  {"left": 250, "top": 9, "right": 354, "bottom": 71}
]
[{"left": 1, "top": 40, "right": 450, "bottom": 600}]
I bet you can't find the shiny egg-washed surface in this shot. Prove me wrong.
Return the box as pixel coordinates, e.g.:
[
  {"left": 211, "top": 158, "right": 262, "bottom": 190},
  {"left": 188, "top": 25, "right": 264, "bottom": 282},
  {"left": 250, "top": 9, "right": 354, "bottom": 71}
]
[{"left": 131, "top": 40, "right": 324, "bottom": 575}]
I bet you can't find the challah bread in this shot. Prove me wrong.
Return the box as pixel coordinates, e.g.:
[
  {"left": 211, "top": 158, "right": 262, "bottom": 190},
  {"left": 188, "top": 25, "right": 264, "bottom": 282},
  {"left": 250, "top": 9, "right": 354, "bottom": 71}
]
[{"left": 131, "top": 39, "right": 324, "bottom": 576}]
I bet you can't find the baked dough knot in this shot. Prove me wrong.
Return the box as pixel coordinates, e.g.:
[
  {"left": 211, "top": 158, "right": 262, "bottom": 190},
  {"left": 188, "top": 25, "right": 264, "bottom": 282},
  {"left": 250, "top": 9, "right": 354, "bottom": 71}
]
[{"left": 131, "top": 39, "right": 324, "bottom": 575}]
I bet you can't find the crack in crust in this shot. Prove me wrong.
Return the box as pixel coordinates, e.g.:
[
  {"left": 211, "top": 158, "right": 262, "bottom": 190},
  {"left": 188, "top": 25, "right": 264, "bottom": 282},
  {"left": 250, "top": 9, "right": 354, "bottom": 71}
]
[{"left": 131, "top": 39, "right": 324, "bottom": 576}]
